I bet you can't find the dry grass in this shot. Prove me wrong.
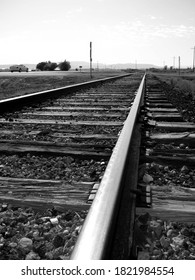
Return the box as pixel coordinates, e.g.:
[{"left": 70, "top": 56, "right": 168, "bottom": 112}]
[
  {"left": 155, "top": 73, "right": 195, "bottom": 99},
  {"left": 155, "top": 73, "right": 195, "bottom": 122}
]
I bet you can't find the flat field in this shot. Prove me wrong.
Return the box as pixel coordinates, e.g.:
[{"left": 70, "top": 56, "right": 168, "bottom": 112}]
[
  {"left": 158, "top": 72, "right": 195, "bottom": 80},
  {"left": 0, "top": 70, "right": 124, "bottom": 101}
]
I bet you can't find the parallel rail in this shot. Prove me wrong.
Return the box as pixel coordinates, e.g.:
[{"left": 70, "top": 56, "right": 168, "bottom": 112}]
[
  {"left": 0, "top": 74, "right": 131, "bottom": 113},
  {"left": 70, "top": 74, "right": 146, "bottom": 259}
]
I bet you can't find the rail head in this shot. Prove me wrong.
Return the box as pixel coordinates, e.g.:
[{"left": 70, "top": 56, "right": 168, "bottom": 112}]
[{"left": 70, "top": 74, "right": 146, "bottom": 260}]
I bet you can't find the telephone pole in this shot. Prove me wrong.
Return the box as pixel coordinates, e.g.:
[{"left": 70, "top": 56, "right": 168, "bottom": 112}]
[
  {"left": 192, "top": 46, "right": 195, "bottom": 72},
  {"left": 135, "top": 60, "right": 137, "bottom": 70},
  {"left": 173, "top": 56, "right": 175, "bottom": 69},
  {"left": 90, "top": 41, "right": 92, "bottom": 78},
  {"left": 178, "top": 56, "right": 181, "bottom": 75}
]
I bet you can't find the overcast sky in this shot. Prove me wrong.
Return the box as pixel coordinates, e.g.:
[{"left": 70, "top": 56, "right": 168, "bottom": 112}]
[{"left": 0, "top": 0, "right": 195, "bottom": 67}]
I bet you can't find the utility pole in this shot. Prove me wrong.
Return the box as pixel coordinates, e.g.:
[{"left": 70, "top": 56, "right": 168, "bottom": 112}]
[
  {"left": 173, "top": 56, "right": 175, "bottom": 69},
  {"left": 191, "top": 46, "right": 195, "bottom": 72},
  {"left": 178, "top": 56, "right": 181, "bottom": 75},
  {"left": 135, "top": 60, "right": 137, "bottom": 70},
  {"left": 90, "top": 41, "right": 92, "bottom": 78}
]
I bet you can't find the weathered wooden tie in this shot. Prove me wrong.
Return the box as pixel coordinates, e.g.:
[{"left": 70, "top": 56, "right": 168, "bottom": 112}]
[{"left": 0, "top": 177, "right": 94, "bottom": 211}]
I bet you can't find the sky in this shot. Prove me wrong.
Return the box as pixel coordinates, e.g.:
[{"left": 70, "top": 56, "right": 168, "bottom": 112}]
[{"left": 0, "top": 0, "right": 195, "bottom": 67}]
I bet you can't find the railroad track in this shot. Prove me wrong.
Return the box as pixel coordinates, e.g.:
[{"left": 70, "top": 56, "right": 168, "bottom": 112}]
[
  {"left": 0, "top": 74, "right": 142, "bottom": 209},
  {"left": 0, "top": 73, "right": 143, "bottom": 260},
  {"left": 1, "top": 73, "right": 195, "bottom": 260},
  {"left": 71, "top": 73, "right": 195, "bottom": 260}
]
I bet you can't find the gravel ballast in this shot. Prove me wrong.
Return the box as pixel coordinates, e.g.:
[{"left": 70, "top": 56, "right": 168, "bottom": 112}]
[
  {"left": 136, "top": 74, "right": 195, "bottom": 260},
  {"left": 136, "top": 213, "right": 195, "bottom": 260},
  {"left": 0, "top": 204, "right": 87, "bottom": 260},
  {"left": 0, "top": 154, "right": 107, "bottom": 182}
]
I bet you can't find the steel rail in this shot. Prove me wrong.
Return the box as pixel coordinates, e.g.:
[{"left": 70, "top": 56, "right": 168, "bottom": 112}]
[
  {"left": 70, "top": 74, "right": 146, "bottom": 260},
  {"left": 0, "top": 74, "right": 131, "bottom": 113}
]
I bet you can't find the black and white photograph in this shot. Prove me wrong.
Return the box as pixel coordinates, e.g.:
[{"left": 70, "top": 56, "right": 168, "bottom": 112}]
[{"left": 0, "top": 0, "right": 195, "bottom": 278}]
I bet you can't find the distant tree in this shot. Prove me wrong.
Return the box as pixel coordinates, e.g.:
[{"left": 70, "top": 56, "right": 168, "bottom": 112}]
[
  {"left": 36, "top": 61, "right": 57, "bottom": 71},
  {"left": 36, "top": 62, "right": 47, "bottom": 71},
  {"left": 58, "top": 60, "right": 71, "bottom": 71},
  {"left": 50, "top": 62, "right": 57, "bottom": 70},
  {"left": 43, "top": 62, "right": 57, "bottom": 71},
  {"left": 43, "top": 63, "right": 50, "bottom": 71}
]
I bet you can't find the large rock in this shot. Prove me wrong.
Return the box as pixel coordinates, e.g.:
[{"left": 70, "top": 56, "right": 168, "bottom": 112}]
[
  {"left": 160, "top": 236, "right": 170, "bottom": 249},
  {"left": 53, "top": 235, "right": 65, "bottom": 248},
  {"left": 149, "top": 220, "right": 162, "bottom": 238},
  {"left": 18, "top": 237, "right": 33, "bottom": 253},
  {"left": 25, "top": 251, "right": 40, "bottom": 260},
  {"left": 172, "top": 235, "right": 184, "bottom": 247}
]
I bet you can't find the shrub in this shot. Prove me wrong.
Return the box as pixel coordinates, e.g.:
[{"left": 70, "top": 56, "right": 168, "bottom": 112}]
[
  {"left": 58, "top": 60, "right": 71, "bottom": 71},
  {"left": 43, "top": 62, "right": 57, "bottom": 71},
  {"left": 36, "top": 61, "right": 57, "bottom": 71},
  {"left": 36, "top": 62, "right": 47, "bottom": 71}
]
